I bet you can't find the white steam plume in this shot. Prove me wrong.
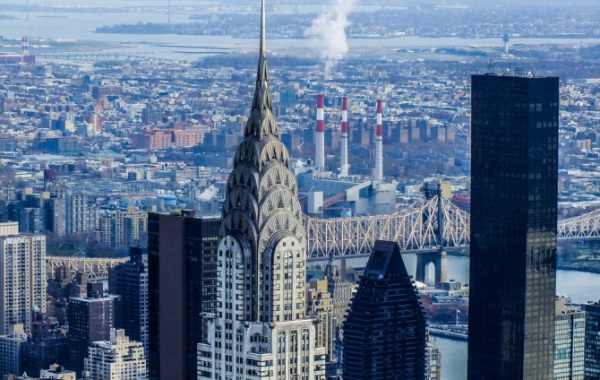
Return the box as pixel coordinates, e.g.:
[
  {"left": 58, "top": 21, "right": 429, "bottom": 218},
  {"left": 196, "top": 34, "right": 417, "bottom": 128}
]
[
  {"left": 339, "top": 163, "right": 350, "bottom": 178},
  {"left": 305, "top": 0, "right": 356, "bottom": 78},
  {"left": 198, "top": 185, "right": 218, "bottom": 202}
]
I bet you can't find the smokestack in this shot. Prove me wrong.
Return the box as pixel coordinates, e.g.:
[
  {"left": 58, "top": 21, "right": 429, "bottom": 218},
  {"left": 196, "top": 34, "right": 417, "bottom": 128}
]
[
  {"left": 22, "top": 37, "right": 29, "bottom": 56},
  {"left": 340, "top": 96, "right": 349, "bottom": 176},
  {"left": 375, "top": 99, "right": 383, "bottom": 182},
  {"left": 315, "top": 94, "right": 325, "bottom": 171}
]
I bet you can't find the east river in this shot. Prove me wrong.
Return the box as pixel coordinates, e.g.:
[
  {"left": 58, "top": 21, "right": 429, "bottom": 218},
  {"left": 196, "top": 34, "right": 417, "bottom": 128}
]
[
  {"left": 3, "top": 4, "right": 600, "bottom": 61},
  {"left": 401, "top": 255, "right": 600, "bottom": 380}
]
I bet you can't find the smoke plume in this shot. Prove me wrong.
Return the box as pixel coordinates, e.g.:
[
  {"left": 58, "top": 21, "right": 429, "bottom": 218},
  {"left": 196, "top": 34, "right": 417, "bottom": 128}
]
[
  {"left": 198, "top": 185, "right": 218, "bottom": 202},
  {"left": 305, "top": 0, "right": 356, "bottom": 78},
  {"left": 339, "top": 163, "right": 350, "bottom": 178}
]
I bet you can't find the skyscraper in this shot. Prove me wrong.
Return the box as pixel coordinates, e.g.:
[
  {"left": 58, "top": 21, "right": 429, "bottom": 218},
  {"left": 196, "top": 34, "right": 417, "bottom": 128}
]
[
  {"left": 196, "top": 1, "right": 326, "bottom": 378},
  {"left": 342, "top": 240, "right": 426, "bottom": 380},
  {"left": 0, "top": 221, "right": 46, "bottom": 335},
  {"left": 469, "top": 74, "right": 559, "bottom": 379},
  {"left": 583, "top": 300, "right": 600, "bottom": 379},
  {"left": 147, "top": 211, "right": 219, "bottom": 380}
]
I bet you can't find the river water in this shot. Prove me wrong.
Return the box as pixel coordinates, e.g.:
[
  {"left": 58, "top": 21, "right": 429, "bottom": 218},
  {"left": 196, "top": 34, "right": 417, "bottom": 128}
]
[{"left": 2, "top": 5, "right": 600, "bottom": 61}]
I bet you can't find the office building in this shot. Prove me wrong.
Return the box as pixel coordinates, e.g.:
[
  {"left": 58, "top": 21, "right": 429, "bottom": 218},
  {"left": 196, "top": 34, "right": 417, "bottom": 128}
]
[
  {"left": 584, "top": 300, "right": 600, "bottom": 379},
  {"left": 342, "top": 240, "right": 426, "bottom": 380},
  {"left": 84, "top": 329, "right": 147, "bottom": 380},
  {"left": 0, "top": 222, "right": 46, "bottom": 335},
  {"left": 109, "top": 247, "right": 149, "bottom": 360},
  {"left": 68, "top": 283, "right": 119, "bottom": 375},
  {"left": 196, "top": 2, "right": 326, "bottom": 379},
  {"left": 0, "top": 324, "right": 27, "bottom": 377},
  {"left": 469, "top": 74, "right": 559, "bottom": 379},
  {"left": 147, "top": 211, "right": 219, "bottom": 380},
  {"left": 554, "top": 297, "right": 585, "bottom": 380}
]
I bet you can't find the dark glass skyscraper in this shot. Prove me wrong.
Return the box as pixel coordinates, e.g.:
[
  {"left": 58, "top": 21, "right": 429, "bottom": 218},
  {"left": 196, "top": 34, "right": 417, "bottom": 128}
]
[
  {"left": 469, "top": 74, "right": 559, "bottom": 379},
  {"left": 583, "top": 300, "right": 600, "bottom": 379},
  {"left": 343, "top": 240, "right": 426, "bottom": 380},
  {"left": 147, "top": 210, "right": 219, "bottom": 380}
]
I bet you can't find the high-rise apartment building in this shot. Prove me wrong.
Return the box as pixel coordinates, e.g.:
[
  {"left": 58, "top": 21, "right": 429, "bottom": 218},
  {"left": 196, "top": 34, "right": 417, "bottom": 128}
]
[
  {"left": 468, "top": 74, "right": 559, "bottom": 379},
  {"left": 425, "top": 340, "right": 442, "bottom": 380},
  {"left": 342, "top": 240, "right": 426, "bottom": 380},
  {"left": 583, "top": 300, "right": 600, "bottom": 379},
  {"left": 0, "top": 222, "right": 46, "bottom": 335},
  {"left": 196, "top": 2, "right": 326, "bottom": 379},
  {"left": 66, "top": 192, "right": 89, "bottom": 235},
  {"left": 147, "top": 211, "right": 219, "bottom": 380},
  {"left": 109, "top": 247, "right": 149, "bottom": 361},
  {"left": 554, "top": 297, "right": 585, "bottom": 380},
  {"left": 84, "top": 329, "right": 147, "bottom": 380},
  {"left": 68, "top": 283, "right": 119, "bottom": 375}
]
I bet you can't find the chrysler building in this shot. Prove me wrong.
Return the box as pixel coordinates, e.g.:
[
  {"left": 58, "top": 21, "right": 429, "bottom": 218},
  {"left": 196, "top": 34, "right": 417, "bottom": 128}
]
[{"left": 196, "top": 1, "right": 326, "bottom": 379}]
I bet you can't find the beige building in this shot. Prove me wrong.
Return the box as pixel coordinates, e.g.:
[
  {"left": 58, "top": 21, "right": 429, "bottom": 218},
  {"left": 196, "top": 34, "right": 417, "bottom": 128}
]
[{"left": 84, "top": 329, "right": 147, "bottom": 380}]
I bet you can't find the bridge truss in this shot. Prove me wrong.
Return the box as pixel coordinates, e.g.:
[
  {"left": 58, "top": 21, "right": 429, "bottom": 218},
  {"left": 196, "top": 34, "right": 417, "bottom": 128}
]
[
  {"left": 304, "top": 195, "right": 470, "bottom": 259},
  {"left": 46, "top": 256, "right": 130, "bottom": 280},
  {"left": 557, "top": 209, "right": 600, "bottom": 240}
]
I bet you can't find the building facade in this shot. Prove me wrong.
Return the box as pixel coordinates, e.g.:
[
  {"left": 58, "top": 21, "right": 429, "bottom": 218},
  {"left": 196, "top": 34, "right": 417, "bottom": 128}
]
[
  {"left": 196, "top": 2, "right": 326, "bottom": 379},
  {"left": 468, "top": 74, "right": 559, "bottom": 379},
  {"left": 0, "top": 222, "right": 46, "bottom": 335},
  {"left": 342, "top": 240, "right": 427, "bottom": 380},
  {"left": 584, "top": 300, "right": 600, "bottom": 379},
  {"left": 554, "top": 297, "right": 585, "bottom": 380},
  {"left": 147, "top": 211, "right": 220, "bottom": 380},
  {"left": 0, "top": 324, "right": 27, "bottom": 377},
  {"left": 68, "top": 283, "right": 118, "bottom": 376},
  {"left": 84, "top": 329, "right": 147, "bottom": 380},
  {"left": 109, "top": 247, "right": 149, "bottom": 361}
]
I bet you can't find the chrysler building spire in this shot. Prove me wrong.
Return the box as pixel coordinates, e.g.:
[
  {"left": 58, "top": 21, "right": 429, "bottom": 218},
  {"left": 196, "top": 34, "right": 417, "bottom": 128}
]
[{"left": 198, "top": 1, "right": 326, "bottom": 378}]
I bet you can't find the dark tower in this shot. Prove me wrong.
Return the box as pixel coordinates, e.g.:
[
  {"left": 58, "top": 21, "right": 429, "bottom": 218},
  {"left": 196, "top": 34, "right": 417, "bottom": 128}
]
[
  {"left": 343, "top": 240, "right": 426, "bottom": 380},
  {"left": 109, "top": 247, "right": 149, "bottom": 361},
  {"left": 147, "top": 211, "right": 220, "bottom": 380},
  {"left": 469, "top": 74, "right": 559, "bottom": 379}
]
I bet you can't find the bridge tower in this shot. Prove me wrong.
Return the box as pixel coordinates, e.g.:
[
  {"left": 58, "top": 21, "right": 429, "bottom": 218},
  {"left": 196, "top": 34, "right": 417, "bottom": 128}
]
[
  {"left": 416, "top": 249, "right": 448, "bottom": 286},
  {"left": 416, "top": 182, "right": 448, "bottom": 286}
]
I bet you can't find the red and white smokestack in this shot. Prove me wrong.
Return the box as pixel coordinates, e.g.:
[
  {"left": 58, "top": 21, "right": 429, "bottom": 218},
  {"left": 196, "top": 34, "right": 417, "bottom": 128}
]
[
  {"left": 22, "top": 37, "right": 29, "bottom": 56},
  {"left": 340, "top": 97, "right": 349, "bottom": 176},
  {"left": 375, "top": 99, "right": 383, "bottom": 182},
  {"left": 315, "top": 94, "right": 325, "bottom": 171}
]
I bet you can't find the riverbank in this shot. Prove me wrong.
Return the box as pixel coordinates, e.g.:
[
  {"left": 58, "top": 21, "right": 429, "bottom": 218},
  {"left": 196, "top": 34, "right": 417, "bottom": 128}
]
[
  {"left": 429, "top": 327, "right": 468, "bottom": 341},
  {"left": 558, "top": 260, "right": 600, "bottom": 274}
]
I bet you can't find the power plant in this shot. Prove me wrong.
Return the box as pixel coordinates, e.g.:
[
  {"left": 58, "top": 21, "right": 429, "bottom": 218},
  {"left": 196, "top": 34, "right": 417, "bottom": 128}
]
[
  {"left": 0, "top": 36, "right": 36, "bottom": 64},
  {"left": 295, "top": 94, "right": 397, "bottom": 217}
]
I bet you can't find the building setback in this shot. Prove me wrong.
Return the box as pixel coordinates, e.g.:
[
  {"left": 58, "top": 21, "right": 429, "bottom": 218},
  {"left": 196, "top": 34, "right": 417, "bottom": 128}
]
[
  {"left": 147, "top": 211, "right": 219, "bottom": 380},
  {"left": 468, "top": 74, "right": 559, "bottom": 379},
  {"left": 343, "top": 240, "right": 427, "bottom": 380},
  {"left": 84, "top": 329, "right": 147, "bottom": 380}
]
